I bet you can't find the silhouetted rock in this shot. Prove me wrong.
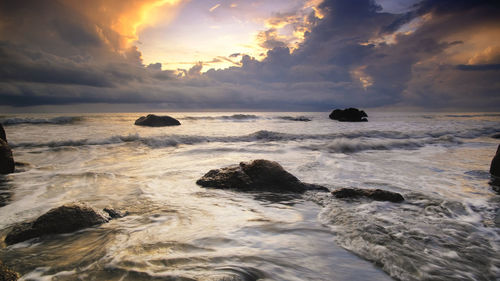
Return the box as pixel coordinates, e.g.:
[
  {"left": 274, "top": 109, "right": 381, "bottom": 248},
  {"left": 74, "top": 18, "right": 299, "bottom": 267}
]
[
  {"left": 4, "top": 204, "right": 122, "bottom": 245},
  {"left": 197, "top": 159, "right": 328, "bottom": 193},
  {"left": 103, "top": 208, "right": 127, "bottom": 219},
  {"left": 0, "top": 124, "right": 6, "bottom": 142},
  {"left": 134, "top": 114, "right": 180, "bottom": 127},
  {"left": 492, "top": 133, "right": 500, "bottom": 139},
  {"left": 329, "top": 108, "right": 368, "bottom": 122},
  {"left": 332, "top": 187, "right": 404, "bottom": 203},
  {"left": 0, "top": 261, "right": 19, "bottom": 281},
  {"left": 0, "top": 139, "right": 14, "bottom": 174},
  {"left": 490, "top": 144, "right": 500, "bottom": 178}
]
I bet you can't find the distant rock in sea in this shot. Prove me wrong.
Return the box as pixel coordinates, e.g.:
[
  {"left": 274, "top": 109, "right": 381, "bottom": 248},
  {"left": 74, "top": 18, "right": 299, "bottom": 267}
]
[
  {"left": 332, "top": 187, "right": 404, "bottom": 203},
  {"left": 492, "top": 133, "right": 500, "bottom": 139},
  {"left": 0, "top": 139, "right": 14, "bottom": 174},
  {"left": 134, "top": 114, "right": 181, "bottom": 127},
  {"left": 4, "top": 203, "right": 123, "bottom": 245},
  {"left": 490, "top": 144, "right": 500, "bottom": 178},
  {"left": 0, "top": 124, "right": 6, "bottom": 142},
  {"left": 197, "top": 159, "right": 329, "bottom": 193},
  {"left": 329, "top": 108, "right": 368, "bottom": 122},
  {"left": 0, "top": 261, "right": 18, "bottom": 281}
]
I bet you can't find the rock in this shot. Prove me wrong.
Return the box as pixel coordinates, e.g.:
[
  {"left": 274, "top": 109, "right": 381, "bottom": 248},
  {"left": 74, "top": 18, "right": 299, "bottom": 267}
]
[
  {"left": 0, "top": 124, "right": 6, "bottom": 142},
  {"left": 332, "top": 187, "right": 404, "bottom": 203},
  {"left": 103, "top": 208, "right": 127, "bottom": 219},
  {"left": 490, "top": 144, "right": 500, "bottom": 178},
  {"left": 0, "top": 261, "right": 19, "bottom": 281},
  {"left": 0, "top": 139, "right": 14, "bottom": 174},
  {"left": 4, "top": 203, "right": 121, "bottom": 245},
  {"left": 196, "top": 159, "right": 329, "bottom": 193},
  {"left": 329, "top": 108, "right": 368, "bottom": 122},
  {"left": 492, "top": 133, "right": 500, "bottom": 139},
  {"left": 134, "top": 114, "right": 180, "bottom": 127}
]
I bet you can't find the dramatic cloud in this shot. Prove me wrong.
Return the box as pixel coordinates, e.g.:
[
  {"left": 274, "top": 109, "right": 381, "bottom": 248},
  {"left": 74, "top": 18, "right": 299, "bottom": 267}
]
[{"left": 0, "top": 0, "right": 499, "bottom": 112}]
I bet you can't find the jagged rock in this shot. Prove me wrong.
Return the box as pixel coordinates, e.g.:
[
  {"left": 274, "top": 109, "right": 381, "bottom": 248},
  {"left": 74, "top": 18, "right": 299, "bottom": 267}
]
[
  {"left": 329, "top": 108, "right": 368, "bottom": 122},
  {"left": 490, "top": 144, "right": 500, "bottom": 178},
  {"left": 197, "top": 159, "right": 328, "bottom": 193},
  {"left": 332, "top": 187, "right": 404, "bottom": 203},
  {"left": 0, "top": 124, "right": 6, "bottom": 142},
  {"left": 0, "top": 261, "right": 18, "bottom": 281},
  {"left": 0, "top": 139, "right": 14, "bottom": 174},
  {"left": 4, "top": 204, "right": 123, "bottom": 245},
  {"left": 134, "top": 114, "right": 181, "bottom": 127}
]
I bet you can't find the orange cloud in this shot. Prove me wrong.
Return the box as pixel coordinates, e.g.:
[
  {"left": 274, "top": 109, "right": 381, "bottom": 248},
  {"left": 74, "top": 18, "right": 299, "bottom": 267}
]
[{"left": 62, "top": 0, "right": 185, "bottom": 49}]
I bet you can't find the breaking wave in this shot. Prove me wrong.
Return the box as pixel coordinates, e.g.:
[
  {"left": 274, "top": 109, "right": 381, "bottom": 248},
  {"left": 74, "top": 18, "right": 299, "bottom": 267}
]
[
  {"left": 1, "top": 116, "right": 82, "bottom": 125},
  {"left": 315, "top": 192, "right": 500, "bottom": 281},
  {"left": 181, "top": 114, "right": 259, "bottom": 121},
  {"left": 181, "top": 114, "right": 312, "bottom": 122},
  {"left": 10, "top": 125, "right": 496, "bottom": 152}
]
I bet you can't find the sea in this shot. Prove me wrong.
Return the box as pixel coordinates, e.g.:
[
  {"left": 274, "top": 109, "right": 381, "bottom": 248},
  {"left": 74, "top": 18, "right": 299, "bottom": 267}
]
[{"left": 0, "top": 111, "right": 499, "bottom": 281}]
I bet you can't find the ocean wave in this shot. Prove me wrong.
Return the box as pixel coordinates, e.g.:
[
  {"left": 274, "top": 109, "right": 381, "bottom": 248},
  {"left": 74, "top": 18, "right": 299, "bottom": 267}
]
[
  {"left": 445, "top": 113, "right": 500, "bottom": 118},
  {"left": 181, "top": 114, "right": 312, "bottom": 122},
  {"left": 302, "top": 136, "right": 461, "bottom": 153},
  {"left": 316, "top": 193, "right": 500, "bottom": 281},
  {"left": 1, "top": 116, "right": 82, "bottom": 125},
  {"left": 10, "top": 125, "right": 495, "bottom": 151},
  {"left": 276, "top": 116, "right": 311, "bottom": 122},
  {"left": 181, "top": 114, "right": 259, "bottom": 121}
]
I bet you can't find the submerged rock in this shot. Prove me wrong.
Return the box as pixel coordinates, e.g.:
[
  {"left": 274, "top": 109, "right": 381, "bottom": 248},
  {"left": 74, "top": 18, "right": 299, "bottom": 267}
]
[
  {"left": 197, "top": 159, "right": 328, "bottom": 193},
  {"left": 332, "top": 187, "right": 404, "bottom": 203},
  {"left": 329, "top": 108, "right": 368, "bottom": 122},
  {"left": 0, "top": 261, "right": 19, "bottom": 281},
  {"left": 4, "top": 204, "right": 122, "bottom": 245},
  {"left": 490, "top": 144, "right": 500, "bottom": 178},
  {"left": 0, "top": 124, "right": 6, "bottom": 142},
  {"left": 0, "top": 139, "right": 14, "bottom": 174},
  {"left": 134, "top": 114, "right": 181, "bottom": 127}
]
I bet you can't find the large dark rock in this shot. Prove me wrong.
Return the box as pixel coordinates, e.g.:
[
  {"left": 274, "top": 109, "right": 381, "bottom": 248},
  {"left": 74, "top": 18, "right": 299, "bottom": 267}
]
[
  {"left": 0, "top": 139, "right": 14, "bottom": 174},
  {"left": 134, "top": 114, "right": 180, "bottom": 127},
  {"left": 0, "top": 124, "right": 6, "bottom": 142},
  {"left": 490, "top": 144, "right": 500, "bottom": 178},
  {"left": 332, "top": 187, "right": 404, "bottom": 203},
  {"left": 197, "top": 159, "right": 328, "bottom": 193},
  {"left": 0, "top": 261, "right": 18, "bottom": 281},
  {"left": 4, "top": 204, "right": 121, "bottom": 245},
  {"left": 329, "top": 108, "right": 368, "bottom": 122}
]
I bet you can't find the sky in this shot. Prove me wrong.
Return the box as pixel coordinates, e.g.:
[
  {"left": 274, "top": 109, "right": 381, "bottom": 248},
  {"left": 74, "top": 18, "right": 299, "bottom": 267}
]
[{"left": 0, "top": 0, "right": 499, "bottom": 112}]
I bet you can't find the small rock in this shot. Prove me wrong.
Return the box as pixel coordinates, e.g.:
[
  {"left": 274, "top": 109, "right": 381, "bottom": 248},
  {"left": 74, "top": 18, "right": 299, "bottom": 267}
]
[
  {"left": 4, "top": 203, "right": 121, "bottom": 245},
  {"left": 134, "top": 114, "right": 181, "bottom": 127},
  {"left": 329, "top": 108, "right": 368, "bottom": 122},
  {"left": 332, "top": 187, "right": 404, "bottom": 203},
  {"left": 0, "top": 124, "right": 6, "bottom": 142},
  {"left": 491, "top": 133, "right": 500, "bottom": 139},
  {"left": 490, "top": 144, "right": 500, "bottom": 178},
  {"left": 0, "top": 139, "right": 14, "bottom": 174},
  {"left": 0, "top": 261, "right": 19, "bottom": 281},
  {"left": 197, "top": 159, "right": 328, "bottom": 193},
  {"left": 103, "top": 208, "right": 127, "bottom": 219}
]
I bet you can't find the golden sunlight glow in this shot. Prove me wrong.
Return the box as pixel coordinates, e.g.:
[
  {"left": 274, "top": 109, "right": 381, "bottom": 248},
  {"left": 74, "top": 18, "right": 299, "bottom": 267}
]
[
  {"left": 360, "top": 13, "right": 430, "bottom": 47},
  {"left": 113, "top": 0, "right": 183, "bottom": 45},
  {"left": 351, "top": 66, "right": 374, "bottom": 90},
  {"left": 209, "top": 4, "right": 221, "bottom": 12},
  {"left": 305, "top": 0, "right": 325, "bottom": 19}
]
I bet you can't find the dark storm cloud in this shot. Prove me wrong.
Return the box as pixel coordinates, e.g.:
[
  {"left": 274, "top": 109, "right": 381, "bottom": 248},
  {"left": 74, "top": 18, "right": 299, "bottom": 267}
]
[{"left": 0, "top": 0, "right": 499, "bottom": 111}]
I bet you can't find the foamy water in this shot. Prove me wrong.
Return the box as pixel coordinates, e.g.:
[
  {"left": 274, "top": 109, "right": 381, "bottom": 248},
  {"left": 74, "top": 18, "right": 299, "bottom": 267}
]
[{"left": 0, "top": 112, "right": 499, "bottom": 281}]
